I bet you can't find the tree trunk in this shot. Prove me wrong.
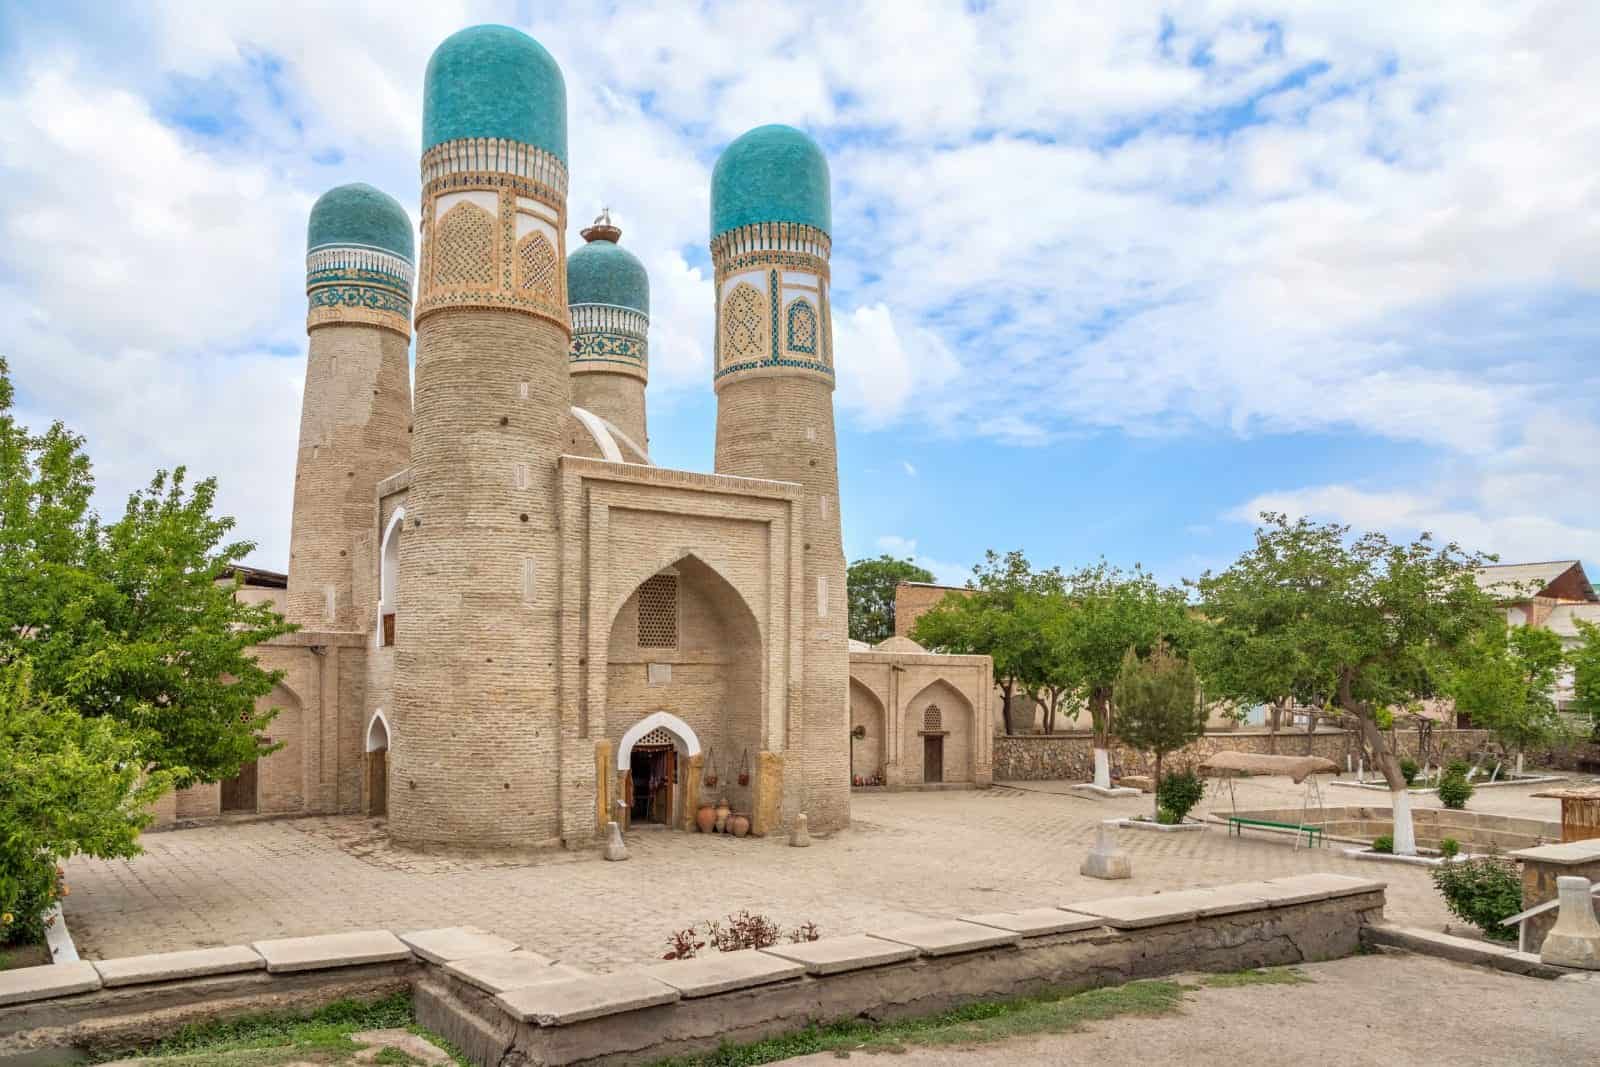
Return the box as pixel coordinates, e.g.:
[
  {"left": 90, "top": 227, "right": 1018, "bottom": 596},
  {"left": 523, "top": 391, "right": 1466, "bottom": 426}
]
[
  {"left": 1000, "top": 680, "right": 1016, "bottom": 735},
  {"left": 1153, "top": 750, "right": 1162, "bottom": 821},
  {"left": 1345, "top": 679, "right": 1414, "bottom": 856},
  {"left": 1267, "top": 698, "right": 1284, "bottom": 754},
  {"left": 1089, "top": 688, "right": 1113, "bottom": 789}
]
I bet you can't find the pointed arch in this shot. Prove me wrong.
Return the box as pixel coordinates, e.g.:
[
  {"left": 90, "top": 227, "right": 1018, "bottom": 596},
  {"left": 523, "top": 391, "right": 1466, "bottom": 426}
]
[
  {"left": 376, "top": 507, "right": 405, "bottom": 647},
  {"left": 616, "top": 711, "right": 701, "bottom": 770},
  {"left": 786, "top": 297, "right": 818, "bottom": 355},
  {"left": 366, "top": 709, "right": 391, "bottom": 752},
  {"left": 850, "top": 677, "right": 886, "bottom": 784},
  {"left": 903, "top": 677, "right": 976, "bottom": 785},
  {"left": 516, "top": 231, "right": 559, "bottom": 305},
  {"left": 433, "top": 201, "right": 496, "bottom": 289},
  {"left": 720, "top": 281, "right": 767, "bottom": 366}
]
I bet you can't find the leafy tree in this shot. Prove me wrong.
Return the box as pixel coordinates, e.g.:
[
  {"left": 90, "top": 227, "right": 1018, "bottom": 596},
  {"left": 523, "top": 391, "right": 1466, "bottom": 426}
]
[
  {"left": 1192, "top": 513, "right": 1498, "bottom": 855},
  {"left": 1049, "top": 561, "right": 1192, "bottom": 784},
  {"left": 846, "top": 555, "right": 934, "bottom": 645},
  {"left": 1447, "top": 621, "right": 1567, "bottom": 773},
  {"left": 1, "top": 661, "right": 171, "bottom": 945},
  {"left": 1570, "top": 618, "right": 1600, "bottom": 740},
  {"left": 1113, "top": 643, "right": 1206, "bottom": 819},
  {"left": 912, "top": 550, "right": 1060, "bottom": 734},
  {"left": 0, "top": 357, "right": 292, "bottom": 785}
]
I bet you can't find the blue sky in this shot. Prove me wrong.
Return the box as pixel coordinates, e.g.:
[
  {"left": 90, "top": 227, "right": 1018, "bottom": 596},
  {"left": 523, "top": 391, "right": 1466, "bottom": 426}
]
[{"left": 1, "top": 1, "right": 1597, "bottom": 587}]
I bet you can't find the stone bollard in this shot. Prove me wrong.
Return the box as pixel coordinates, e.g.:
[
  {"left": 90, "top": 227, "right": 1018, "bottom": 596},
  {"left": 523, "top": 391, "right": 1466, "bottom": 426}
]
[
  {"left": 1540, "top": 876, "right": 1600, "bottom": 969},
  {"left": 1080, "top": 819, "right": 1132, "bottom": 880},
  {"left": 603, "top": 820, "right": 629, "bottom": 862},
  {"left": 790, "top": 813, "right": 811, "bottom": 848}
]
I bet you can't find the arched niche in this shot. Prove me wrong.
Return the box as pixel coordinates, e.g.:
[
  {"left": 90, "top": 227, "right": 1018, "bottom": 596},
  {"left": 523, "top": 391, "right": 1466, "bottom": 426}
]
[
  {"left": 376, "top": 507, "right": 405, "bottom": 647},
  {"left": 849, "top": 678, "right": 886, "bottom": 786},
  {"left": 903, "top": 678, "right": 976, "bottom": 785}
]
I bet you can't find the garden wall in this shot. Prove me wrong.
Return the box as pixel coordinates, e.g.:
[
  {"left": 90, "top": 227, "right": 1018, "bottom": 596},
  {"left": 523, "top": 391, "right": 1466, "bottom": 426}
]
[{"left": 992, "top": 728, "right": 1495, "bottom": 782}]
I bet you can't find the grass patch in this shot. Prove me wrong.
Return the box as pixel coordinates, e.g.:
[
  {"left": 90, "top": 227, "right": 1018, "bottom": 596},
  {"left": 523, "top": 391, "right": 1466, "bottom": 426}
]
[
  {"left": 1198, "top": 966, "right": 1312, "bottom": 988},
  {"left": 89, "top": 992, "right": 468, "bottom": 1065},
  {"left": 650, "top": 979, "right": 1189, "bottom": 1066}
]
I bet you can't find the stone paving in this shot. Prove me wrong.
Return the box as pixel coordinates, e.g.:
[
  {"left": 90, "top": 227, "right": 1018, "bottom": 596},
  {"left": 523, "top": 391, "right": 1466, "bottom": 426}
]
[{"left": 63, "top": 778, "right": 1563, "bottom": 970}]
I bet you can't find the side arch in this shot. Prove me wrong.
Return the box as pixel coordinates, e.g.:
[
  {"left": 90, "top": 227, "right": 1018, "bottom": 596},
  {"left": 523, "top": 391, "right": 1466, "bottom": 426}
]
[
  {"left": 902, "top": 677, "right": 977, "bottom": 785},
  {"left": 849, "top": 677, "right": 886, "bottom": 785},
  {"left": 616, "top": 710, "right": 702, "bottom": 770},
  {"left": 375, "top": 507, "right": 405, "bottom": 646},
  {"left": 366, "top": 709, "right": 392, "bottom": 752}
]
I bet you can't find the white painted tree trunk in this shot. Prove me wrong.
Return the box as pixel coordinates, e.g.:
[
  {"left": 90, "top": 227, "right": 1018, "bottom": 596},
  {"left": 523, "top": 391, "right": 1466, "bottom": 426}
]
[
  {"left": 1391, "top": 788, "right": 1417, "bottom": 856},
  {"left": 1093, "top": 747, "right": 1111, "bottom": 789},
  {"left": 1516, "top": 752, "right": 1525, "bottom": 776}
]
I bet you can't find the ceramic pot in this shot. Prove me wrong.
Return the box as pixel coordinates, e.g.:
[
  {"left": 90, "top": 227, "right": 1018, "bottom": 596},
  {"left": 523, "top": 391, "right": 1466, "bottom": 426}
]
[
  {"left": 730, "top": 813, "right": 751, "bottom": 838},
  {"left": 714, "top": 799, "right": 731, "bottom": 834},
  {"left": 695, "top": 803, "right": 716, "bottom": 834}
]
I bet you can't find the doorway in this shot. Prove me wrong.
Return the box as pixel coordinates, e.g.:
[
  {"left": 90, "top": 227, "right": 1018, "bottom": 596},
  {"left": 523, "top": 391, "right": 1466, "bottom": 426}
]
[
  {"left": 220, "top": 759, "right": 258, "bottom": 813},
  {"left": 628, "top": 745, "right": 676, "bottom": 825},
  {"left": 368, "top": 746, "right": 388, "bottom": 816},
  {"left": 923, "top": 737, "right": 944, "bottom": 784}
]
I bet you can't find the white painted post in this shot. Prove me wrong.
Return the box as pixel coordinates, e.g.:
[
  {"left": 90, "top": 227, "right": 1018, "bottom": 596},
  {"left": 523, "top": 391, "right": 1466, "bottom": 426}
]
[
  {"left": 1093, "top": 748, "right": 1112, "bottom": 790},
  {"left": 1390, "top": 788, "right": 1417, "bottom": 856}
]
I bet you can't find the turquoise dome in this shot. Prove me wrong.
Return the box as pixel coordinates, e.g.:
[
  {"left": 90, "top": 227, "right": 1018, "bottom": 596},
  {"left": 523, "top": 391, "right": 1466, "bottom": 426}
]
[
  {"left": 422, "top": 25, "right": 567, "bottom": 162},
  {"left": 568, "top": 234, "right": 648, "bottom": 315},
  {"left": 710, "top": 125, "right": 830, "bottom": 239},
  {"left": 306, "top": 183, "right": 414, "bottom": 261}
]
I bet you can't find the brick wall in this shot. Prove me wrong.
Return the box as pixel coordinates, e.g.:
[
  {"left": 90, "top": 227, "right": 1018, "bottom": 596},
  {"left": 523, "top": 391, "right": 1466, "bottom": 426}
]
[
  {"left": 893, "top": 582, "right": 968, "bottom": 638},
  {"left": 571, "top": 373, "right": 648, "bottom": 454}
]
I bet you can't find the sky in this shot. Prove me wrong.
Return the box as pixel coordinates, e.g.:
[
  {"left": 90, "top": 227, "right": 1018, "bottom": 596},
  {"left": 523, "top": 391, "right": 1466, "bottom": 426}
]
[{"left": 1, "top": 1, "right": 1597, "bottom": 588}]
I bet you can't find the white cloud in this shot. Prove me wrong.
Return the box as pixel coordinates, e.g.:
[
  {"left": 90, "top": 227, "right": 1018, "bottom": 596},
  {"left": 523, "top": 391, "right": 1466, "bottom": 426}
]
[{"left": 874, "top": 535, "right": 969, "bottom": 587}]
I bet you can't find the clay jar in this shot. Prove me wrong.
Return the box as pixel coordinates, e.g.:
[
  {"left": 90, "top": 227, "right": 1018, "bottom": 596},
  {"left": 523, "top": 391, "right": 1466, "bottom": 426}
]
[
  {"left": 714, "top": 798, "right": 731, "bottom": 834},
  {"left": 729, "top": 813, "right": 751, "bottom": 837},
  {"left": 695, "top": 803, "right": 716, "bottom": 834}
]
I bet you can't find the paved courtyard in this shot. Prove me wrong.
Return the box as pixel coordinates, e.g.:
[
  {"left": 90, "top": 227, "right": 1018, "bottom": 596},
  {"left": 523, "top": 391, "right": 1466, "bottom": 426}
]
[{"left": 65, "top": 776, "right": 1565, "bottom": 969}]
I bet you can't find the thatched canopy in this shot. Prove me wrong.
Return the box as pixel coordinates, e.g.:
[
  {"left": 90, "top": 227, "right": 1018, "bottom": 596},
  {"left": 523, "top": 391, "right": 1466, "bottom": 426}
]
[{"left": 1199, "top": 751, "right": 1339, "bottom": 783}]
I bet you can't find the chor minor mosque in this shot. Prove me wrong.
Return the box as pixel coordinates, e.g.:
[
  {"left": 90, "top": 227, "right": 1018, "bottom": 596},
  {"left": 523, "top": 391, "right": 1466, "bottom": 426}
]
[{"left": 157, "top": 25, "right": 994, "bottom": 848}]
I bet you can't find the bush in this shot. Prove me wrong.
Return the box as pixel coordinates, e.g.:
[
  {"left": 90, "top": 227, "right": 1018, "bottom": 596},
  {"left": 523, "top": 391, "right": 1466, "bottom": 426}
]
[
  {"left": 1437, "top": 772, "right": 1474, "bottom": 810},
  {"left": 1431, "top": 855, "right": 1521, "bottom": 941},
  {"left": 1446, "top": 759, "right": 1470, "bottom": 778},
  {"left": 1154, "top": 770, "right": 1204, "bottom": 824},
  {"left": 1371, "top": 834, "right": 1394, "bottom": 854},
  {"left": 1399, "top": 757, "right": 1419, "bottom": 785},
  {"left": 1439, "top": 838, "right": 1461, "bottom": 860}
]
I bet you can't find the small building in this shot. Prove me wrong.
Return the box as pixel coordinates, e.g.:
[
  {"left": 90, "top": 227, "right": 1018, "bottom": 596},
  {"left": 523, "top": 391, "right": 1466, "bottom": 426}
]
[{"left": 847, "top": 636, "right": 993, "bottom": 788}]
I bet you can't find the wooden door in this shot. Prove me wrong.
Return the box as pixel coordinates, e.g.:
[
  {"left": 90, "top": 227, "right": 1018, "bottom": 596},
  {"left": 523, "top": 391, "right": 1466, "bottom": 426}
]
[
  {"left": 924, "top": 737, "right": 943, "bottom": 784},
  {"left": 368, "top": 748, "right": 388, "bottom": 816},
  {"left": 663, "top": 748, "right": 676, "bottom": 827},
  {"left": 623, "top": 769, "right": 635, "bottom": 829},
  {"left": 221, "top": 759, "right": 258, "bottom": 813}
]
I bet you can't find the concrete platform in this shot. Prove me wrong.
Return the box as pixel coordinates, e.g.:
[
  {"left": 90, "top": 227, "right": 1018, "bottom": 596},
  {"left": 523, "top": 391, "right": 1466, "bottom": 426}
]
[
  {"left": 400, "top": 926, "right": 519, "bottom": 966},
  {"left": 0, "top": 961, "right": 101, "bottom": 1007},
  {"left": 250, "top": 929, "right": 411, "bottom": 974},
  {"left": 495, "top": 971, "right": 681, "bottom": 1026},
  {"left": 443, "top": 950, "right": 583, "bottom": 994},
  {"left": 961, "top": 908, "right": 1103, "bottom": 937},
  {"left": 1063, "top": 893, "right": 1201, "bottom": 929},
  {"left": 639, "top": 952, "right": 806, "bottom": 998},
  {"left": 760, "top": 933, "right": 921, "bottom": 976},
  {"left": 93, "top": 945, "right": 263, "bottom": 988},
  {"left": 870, "top": 919, "right": 1021, "bottom": 956},
  {"left": 1069, "top": 784, "right": 1142, "bottom": 798}
]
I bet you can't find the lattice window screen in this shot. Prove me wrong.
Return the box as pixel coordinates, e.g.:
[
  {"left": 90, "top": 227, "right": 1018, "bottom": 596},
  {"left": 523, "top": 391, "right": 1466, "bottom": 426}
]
[
  {"left": 434, "top": 202, "right": 496, "bottom": 288},
  {"left": 721, "top": 282, "right": 767, "bottom": 365},
  {"left": 637, "top": 574, "right": 679, "bottom": 648},
  {"left": 517, "top": 232, "right": 559, "bottom": 303},
  {"left": 924, "top": 705, "right": 943, "bottom": 731},
  {"left": 635, "top": 726, "right": 674, "bottom": 747}
]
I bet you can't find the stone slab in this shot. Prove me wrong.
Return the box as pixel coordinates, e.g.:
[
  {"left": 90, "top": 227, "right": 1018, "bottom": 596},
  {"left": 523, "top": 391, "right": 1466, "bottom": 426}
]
[
  {"left": 1511, "top": 840, "right": 1600, "bottom": 866},
  {"left": 0, "top": 961, "right": 101, "bottom": 1006},
  {"left": 1362, "top": 925, "right": 1569, "bottom": 979},
  {"left": 961, "top": 908, "right": 1103, "bottom": 937},
  {"left": 94, "top": 945, "right": 264, "bottom": 988},
  {"left": 443, "top": 950, "right": 582, "bottom": 994},
  {"left": 759, "top": 933, "right": 920, "bottom": 976},
  {"left": 400, "top": 926, "right": 520, "bottom": 966},
  {"left": 495, "top": 971, "right": 680, "bottom": 1026},
  {"left": 250, "top": 929, "right": 411, "bottom": 974},
  {"left": 869, "top": 919, "right": 1021, "bottom": 956},
  {"left": 1181, "top": 885, "right": 1277, "bottom": 918},
  {"left": 1263, "top": 873, "right": 1386, "bottom": 901},
  {"left": 1061, "top": 893, "right": 1201, "bottom": 929},
  {"left": 1069, "top": 784, "right": 1141, "bottom": 798},
  {"left": 639, "top": 951, "right": 805, "bottom": 998}
]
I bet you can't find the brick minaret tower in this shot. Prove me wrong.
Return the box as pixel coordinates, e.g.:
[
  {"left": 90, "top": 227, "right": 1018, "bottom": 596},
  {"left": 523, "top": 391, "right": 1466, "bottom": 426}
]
[
  {"left": 567, "top": 211, "right": 650, "bottom": 451},
  {"left": 391, "top": 25, "right": 572, "bottom": 848},
  {"left": 287, "top": 183, "right": 414, "bottom": 631},
  {"left": 710, "top": 125, "right": 849, "bottom": 831}
]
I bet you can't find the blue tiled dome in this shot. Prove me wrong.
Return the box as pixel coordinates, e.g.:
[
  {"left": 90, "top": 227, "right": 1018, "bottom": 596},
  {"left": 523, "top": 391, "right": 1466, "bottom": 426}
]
[
  {"left": 568, "top": 229, "right": 648, "bottom": 315},
  {"left": 306, "top": 183, "right": 413, "bottom": 261},
  {"left": 422, "top": 25, "right": 567, "bottom": 162},
  {"left": 710, "top": 125, "right": 830, "bottom": 239}
]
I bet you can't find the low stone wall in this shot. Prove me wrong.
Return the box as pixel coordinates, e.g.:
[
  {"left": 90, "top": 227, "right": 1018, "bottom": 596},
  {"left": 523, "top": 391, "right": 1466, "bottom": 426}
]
[
  {"left": 0, "top": 876, "right": 1386, "bottom": 1066},
  {"left": 992, "top": 729, "right": 1496, "bottom": 782},
  {"left": 1214, "top": 805, "right": 1560, "bottom": 851}
]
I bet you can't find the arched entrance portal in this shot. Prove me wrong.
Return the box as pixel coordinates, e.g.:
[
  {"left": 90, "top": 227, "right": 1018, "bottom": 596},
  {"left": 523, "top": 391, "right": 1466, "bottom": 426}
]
[
  {"left": 616, "top": 712, "right": 701, "bottom": 829},
  {"left": 366, "top": 711, "right": 391, "bottom": 817}
]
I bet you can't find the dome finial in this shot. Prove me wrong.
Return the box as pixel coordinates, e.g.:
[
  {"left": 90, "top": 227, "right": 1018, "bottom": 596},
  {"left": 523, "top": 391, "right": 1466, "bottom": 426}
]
[{"left": 581, "top": 206, "right": 622, "bottom": 244}]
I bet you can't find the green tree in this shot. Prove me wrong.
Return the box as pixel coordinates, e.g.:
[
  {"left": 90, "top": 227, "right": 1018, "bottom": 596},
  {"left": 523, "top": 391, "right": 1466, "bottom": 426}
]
[
  {"left": 1049, "top": 561, "right": 1192, "bottom": 786},
  {"left": 1, "top": 660, "right": 172, "bottom": 945},
  {"left": 911, "top": 550, "right": 1060, "bottom": 735},
  {"left": 1447, "top": 622, "right": 1567, "bottom": 773},
  {"left": 1113, "top": 642, "right": 1206, "bottom": 819},
  {"left": 0, "top": 357, "right": 292, "bottom": 785},
  {"left": 846, "top": 555, "right": 934, "bottom": 645},
  {"left": 1570, "top": 618, "right": 1600, "bottom": 740},
  {"left": 1193, "top": 513, "right": 1498, "bottom": 855}
]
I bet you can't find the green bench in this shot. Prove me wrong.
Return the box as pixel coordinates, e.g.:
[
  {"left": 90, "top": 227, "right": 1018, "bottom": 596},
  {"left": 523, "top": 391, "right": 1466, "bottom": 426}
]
[{"left": 1226, "top": 816, "right": 1323, "bottom": 847}]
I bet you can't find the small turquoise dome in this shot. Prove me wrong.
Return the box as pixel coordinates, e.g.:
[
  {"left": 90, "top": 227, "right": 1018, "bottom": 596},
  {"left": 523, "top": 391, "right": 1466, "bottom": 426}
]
[
  {"left": 710, "top": 125, "right": 830, "bottom": 239},
  {"left": 422, "top": 25, "right": 567, "bottom": 162},
  {"left": 568, "top": 228, "right": 649, "bottom": 315},
  {"left": 306, "top": 183, "right": 414, "bottom": 261}
]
